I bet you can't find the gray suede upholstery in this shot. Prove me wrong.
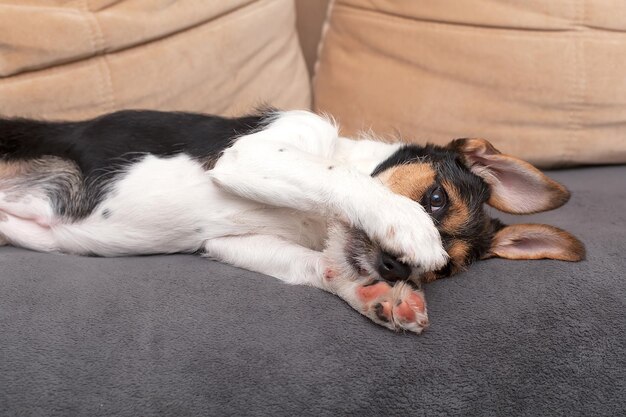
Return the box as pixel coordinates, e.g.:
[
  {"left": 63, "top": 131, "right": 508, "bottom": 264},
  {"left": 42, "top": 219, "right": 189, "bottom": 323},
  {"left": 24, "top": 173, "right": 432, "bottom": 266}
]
[{"left": 1, "top": 165, "right": 625, "bottom": 416}]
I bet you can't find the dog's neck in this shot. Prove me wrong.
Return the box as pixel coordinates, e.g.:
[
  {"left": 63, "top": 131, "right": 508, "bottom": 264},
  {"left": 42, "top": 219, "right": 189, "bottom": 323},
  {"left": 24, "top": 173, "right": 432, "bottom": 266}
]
[{"left": 333, "top": 136, "right": 404, "bottom": 175}]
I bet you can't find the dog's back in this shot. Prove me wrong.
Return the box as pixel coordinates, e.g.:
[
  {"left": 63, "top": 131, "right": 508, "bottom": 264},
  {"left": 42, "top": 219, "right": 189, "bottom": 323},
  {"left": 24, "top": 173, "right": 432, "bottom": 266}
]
[{"left": 0, "top": 110, "right": 304, "bottom": 255}]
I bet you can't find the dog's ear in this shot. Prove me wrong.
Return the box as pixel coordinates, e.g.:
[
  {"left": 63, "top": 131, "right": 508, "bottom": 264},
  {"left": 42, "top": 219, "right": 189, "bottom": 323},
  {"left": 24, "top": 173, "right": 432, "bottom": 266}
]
[
  {"left": 448, "top": 138, "right": 570, "bottom": 214},
  {"left": 483, "top": 223, "right": 585, "bottom": 261}
]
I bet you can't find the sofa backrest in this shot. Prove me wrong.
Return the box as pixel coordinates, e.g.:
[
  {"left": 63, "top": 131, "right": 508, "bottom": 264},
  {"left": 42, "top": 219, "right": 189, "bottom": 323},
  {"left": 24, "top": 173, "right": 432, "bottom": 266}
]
[
  {"left": 313, "top": 0, "right": 626, "bottom": 167},
  {"left": 0, "top": 0, "right": 311, "bottom": 120}
]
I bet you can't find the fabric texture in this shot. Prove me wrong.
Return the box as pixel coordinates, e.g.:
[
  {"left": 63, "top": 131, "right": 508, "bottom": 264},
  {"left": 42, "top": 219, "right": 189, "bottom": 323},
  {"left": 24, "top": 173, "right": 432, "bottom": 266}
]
[
  {"left": 1, "top": 165, "right": 624, "bottom": 416},
  {"left": 0, "top": 0, "right": 311, "bottom": 119},
  {"left": 295, "top": 0, "right": 331, "bottom": 76},
  {"left": 314, "top": 0, "right": 626, "bottom": 168}
]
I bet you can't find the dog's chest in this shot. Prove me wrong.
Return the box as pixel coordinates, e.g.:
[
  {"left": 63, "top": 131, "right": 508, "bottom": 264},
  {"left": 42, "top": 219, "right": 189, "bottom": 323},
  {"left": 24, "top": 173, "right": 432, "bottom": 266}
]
[{"left": 83, "top": 153, "right": 328, "bottom": 252}]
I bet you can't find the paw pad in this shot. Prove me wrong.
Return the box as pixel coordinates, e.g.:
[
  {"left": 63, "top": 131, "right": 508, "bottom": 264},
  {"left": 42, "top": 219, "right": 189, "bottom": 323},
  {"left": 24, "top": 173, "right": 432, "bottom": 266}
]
[
  {"left": 324, "top": 268, "right": 336, "bottom": 280},
  {"left": 374, "top": 302, "right": 392, "bottom": 323},
  {"left": 357, "top": 282, "right": 391, "bottom": 302},
  {"left": 355, "top": 282, "right": 429, "bottom": 334}
]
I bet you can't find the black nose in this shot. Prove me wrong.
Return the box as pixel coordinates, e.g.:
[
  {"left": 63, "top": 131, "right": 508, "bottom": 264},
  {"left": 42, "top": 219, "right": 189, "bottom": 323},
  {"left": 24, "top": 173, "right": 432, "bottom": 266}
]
[{"left": 377, "top": 252, "right": 412, "bottom": 282}]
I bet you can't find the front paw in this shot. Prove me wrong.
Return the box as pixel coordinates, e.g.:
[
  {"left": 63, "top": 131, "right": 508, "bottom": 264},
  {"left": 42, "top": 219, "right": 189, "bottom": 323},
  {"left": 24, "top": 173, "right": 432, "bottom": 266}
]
[
  {"left": 362, "top": 195, "right": 448, "bottom": 273},
  {"left": 355, "top": 281, "right": 429, "bottom": 334}
]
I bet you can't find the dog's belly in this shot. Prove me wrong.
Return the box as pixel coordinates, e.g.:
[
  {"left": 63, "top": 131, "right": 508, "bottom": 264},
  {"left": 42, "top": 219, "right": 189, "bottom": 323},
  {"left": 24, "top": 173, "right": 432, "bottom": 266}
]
[{"left": 0, "top": 154, "right": 327, "bottom": 256}]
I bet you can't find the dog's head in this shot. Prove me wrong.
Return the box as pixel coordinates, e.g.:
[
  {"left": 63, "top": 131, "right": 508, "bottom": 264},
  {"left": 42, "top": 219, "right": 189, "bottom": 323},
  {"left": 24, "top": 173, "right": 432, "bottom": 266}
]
[{"left": 330, "top": 138, "right": 585, "bottom": 286}]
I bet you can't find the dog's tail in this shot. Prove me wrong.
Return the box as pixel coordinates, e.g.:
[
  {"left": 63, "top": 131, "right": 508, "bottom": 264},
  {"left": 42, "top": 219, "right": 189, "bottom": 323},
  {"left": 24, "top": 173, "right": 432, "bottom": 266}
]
[{"left": 0, "top": 117, "right": 74, "bottom": 160}]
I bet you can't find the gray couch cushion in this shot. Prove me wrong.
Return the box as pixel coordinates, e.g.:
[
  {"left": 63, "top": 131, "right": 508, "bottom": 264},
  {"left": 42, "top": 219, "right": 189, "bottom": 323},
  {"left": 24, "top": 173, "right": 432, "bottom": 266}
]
[{"left": 1, "top": 165, "right": 625, "bottom": 416}]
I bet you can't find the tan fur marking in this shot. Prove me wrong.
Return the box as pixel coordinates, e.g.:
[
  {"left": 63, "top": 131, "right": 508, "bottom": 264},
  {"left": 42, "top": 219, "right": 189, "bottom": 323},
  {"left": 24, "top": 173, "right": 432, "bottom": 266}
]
[
  {"left": 380, "top": 163, "right": 436, "bottom": 201},
  {"left": 421, "top": 240, "right": 470, "bottom": 283},
  {"left": 0, "top": 161, "right": 30, "bottom": 179},
  {"left": 448, "top": 240, "right": 470, "bottom": 265},
  {"left": 421, "top": 272, "right": 437, "bottom": 283},
  {"left": 440, "top": 180, "right": 470, "bottom": 234}
]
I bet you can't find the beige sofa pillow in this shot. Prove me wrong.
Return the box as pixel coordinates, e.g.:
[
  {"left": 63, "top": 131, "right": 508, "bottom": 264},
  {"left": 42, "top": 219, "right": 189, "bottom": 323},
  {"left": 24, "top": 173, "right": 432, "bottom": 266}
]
[
  {"left": 314, "top": 0, "right": 626, "bottom": 167},
  {"left": 0, "top": 0, "right": 310, "bottom": 120}
]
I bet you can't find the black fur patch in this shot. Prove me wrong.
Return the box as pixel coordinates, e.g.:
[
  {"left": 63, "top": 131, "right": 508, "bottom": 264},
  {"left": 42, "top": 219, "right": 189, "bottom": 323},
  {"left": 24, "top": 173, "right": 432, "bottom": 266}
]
[
  {"left": 371, "top": 145, "right": 432, "bottom": 177},
  {"left": 0, "top": 110, "right": 274, "bottom": 218},
  {"left": 374, "top": 303, "right": 390, "bottom": 323}
]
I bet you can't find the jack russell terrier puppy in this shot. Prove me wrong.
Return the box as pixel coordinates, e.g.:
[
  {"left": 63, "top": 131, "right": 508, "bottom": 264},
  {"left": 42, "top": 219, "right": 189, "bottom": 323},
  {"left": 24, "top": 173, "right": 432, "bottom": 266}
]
[{"left": 0, "top": 110, "right": 584, "bottom": 333}]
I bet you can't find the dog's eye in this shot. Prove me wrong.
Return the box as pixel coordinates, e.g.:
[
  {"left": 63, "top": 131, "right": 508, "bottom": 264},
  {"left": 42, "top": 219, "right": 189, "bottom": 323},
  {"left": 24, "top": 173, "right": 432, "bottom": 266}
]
[{"left": 429, "top": 187, "right": 447, "bottom": 212}]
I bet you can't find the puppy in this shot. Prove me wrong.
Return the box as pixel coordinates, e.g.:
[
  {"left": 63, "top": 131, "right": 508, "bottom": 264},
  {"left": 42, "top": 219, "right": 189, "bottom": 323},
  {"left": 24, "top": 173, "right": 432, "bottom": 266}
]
[{"left": 0, "top": 109, "right": 584, "bottom": 333}]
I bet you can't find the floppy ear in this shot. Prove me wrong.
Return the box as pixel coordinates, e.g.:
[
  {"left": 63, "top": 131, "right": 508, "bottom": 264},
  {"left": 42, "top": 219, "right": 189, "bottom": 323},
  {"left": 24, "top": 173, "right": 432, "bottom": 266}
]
[
  {"left": 448, "top": 138, "right": 570, "bottom": 214},
  {"left": 484, "top": 223, "right": 585, "bottom": 262}
]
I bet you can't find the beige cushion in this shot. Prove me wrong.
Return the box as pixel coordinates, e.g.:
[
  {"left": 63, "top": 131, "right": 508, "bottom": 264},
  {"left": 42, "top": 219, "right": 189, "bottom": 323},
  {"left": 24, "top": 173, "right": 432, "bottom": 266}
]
[
  {"left": 295, "top": 0, "right": 331, "bottom": 77},
  {"left": 314, "top": 0, "right": 626, "bottom": 167},
  {"left": 0, "top": 0, "right": 310, "bottom": 120}
]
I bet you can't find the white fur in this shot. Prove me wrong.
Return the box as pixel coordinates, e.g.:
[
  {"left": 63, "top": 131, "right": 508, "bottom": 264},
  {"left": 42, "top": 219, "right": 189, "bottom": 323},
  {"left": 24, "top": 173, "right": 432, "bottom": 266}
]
[
  {"left": 0, "top": 110, "right": 447, "bottom": 333},
  {"left": 209, "top": 111, "right": 447, "bottom": 272}
]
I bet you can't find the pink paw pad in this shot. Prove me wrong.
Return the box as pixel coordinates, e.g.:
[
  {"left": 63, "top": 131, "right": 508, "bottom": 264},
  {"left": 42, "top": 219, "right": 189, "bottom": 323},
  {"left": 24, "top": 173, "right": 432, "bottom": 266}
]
[
  {"left": 357, "top": 282, "right": 391, "bottom": 302},
  {"left": 394, "top": 301, "right": 417, "bottom": 322},
  {"left": 324, "top": 268, "right": 336, "bottom": 280},
  {"left": 374, "top": 301, "right": 393, "bottom": 322},
  {"left": 407, "top": 293, "right": 426, "bottom": 313}
]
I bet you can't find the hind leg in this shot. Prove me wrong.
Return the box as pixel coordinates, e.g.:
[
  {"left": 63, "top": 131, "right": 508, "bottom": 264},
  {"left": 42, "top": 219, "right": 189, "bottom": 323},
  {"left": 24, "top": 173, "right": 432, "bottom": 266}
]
[
  {"left": 0, "top": 211, "right": 58, "bottom": 252},
  {"left": 0, "top": 160, "right": 58, "bottom": 226},
  {"left": 0, "top": 193, "right": 55, "bottom": 227}
]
